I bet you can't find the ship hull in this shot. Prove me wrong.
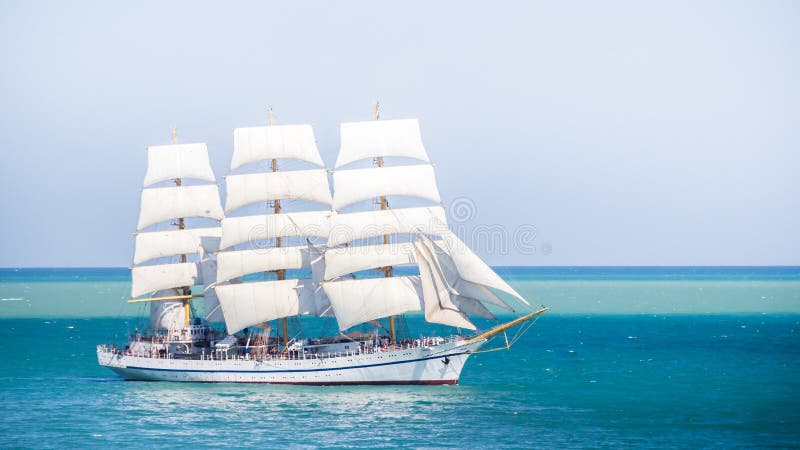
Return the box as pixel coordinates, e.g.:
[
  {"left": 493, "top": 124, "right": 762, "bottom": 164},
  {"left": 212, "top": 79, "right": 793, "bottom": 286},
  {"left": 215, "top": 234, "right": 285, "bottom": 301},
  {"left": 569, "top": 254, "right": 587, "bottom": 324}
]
[{"left": 97, "top": 339, "right": 484, "bottom": 385}]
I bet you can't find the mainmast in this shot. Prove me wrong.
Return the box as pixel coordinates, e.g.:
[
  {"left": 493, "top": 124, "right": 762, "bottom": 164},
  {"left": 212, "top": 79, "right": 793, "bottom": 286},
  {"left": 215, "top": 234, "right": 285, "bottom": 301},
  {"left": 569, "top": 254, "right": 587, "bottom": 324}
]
[
  {"left": 214, "top": 112, "right": 332, "bottom": 336},
  {"left": 374, "top": 102, "right": 396, "bottom": 344},
  {"left": 172, "top": 127, "right": 192, "bottom": 327},
  {"left": 268, "top": 106, "right": 290, "bottom": 350}
]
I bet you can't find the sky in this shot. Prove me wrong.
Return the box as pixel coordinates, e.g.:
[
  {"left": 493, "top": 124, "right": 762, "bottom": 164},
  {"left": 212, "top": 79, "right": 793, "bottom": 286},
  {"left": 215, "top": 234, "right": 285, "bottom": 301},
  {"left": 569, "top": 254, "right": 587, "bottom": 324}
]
[{"left": 0, "top": 1, "right": 797, "bottom": 267}]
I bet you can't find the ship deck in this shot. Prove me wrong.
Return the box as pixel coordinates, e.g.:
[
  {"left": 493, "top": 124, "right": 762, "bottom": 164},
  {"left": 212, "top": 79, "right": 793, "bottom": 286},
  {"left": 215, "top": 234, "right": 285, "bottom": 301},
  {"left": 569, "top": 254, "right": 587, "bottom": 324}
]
[{"left": 98, "top": 335, "right": 466, "bottom": 362}]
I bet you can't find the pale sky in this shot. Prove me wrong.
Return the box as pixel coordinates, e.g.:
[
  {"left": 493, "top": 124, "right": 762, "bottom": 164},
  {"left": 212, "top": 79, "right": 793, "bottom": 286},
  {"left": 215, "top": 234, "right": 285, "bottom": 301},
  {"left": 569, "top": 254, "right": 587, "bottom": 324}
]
[{"left": 0, "top": 1, "right": 797, "bottom": 267}]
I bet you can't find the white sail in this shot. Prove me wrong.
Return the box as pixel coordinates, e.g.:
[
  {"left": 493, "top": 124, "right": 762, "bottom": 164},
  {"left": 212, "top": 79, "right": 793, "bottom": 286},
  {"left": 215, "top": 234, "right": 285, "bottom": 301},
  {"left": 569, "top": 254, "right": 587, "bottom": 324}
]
[
  {"left": 308, "top": 241, "right": 326, "bottom": 286},
  {"left": 133, "top": 227, "right": 221, "bottom": 265},
  {"left": 220, "top": 210, "right": 331, "bottom": 250},
  {"left": 205, "top": 279, "right": 243, "bottom": 324},
  {"left": 454, "top": 279, "right": 513, "bottom": 311},
  {"left": 327, "top": 206, "right": 448, "bottom": 247},
  {"left": 414, "top": 241, "right": 475, "bottom": 330},
  {"left": 143, "top": 143, "right": 217, "bottom": 187},
  {"left": 203, "top": 287, "right": 225, "bottom": 323},
  {"left": 216, "top": 246, "right": 310, "bottom": 283},
  {"left": 307, "top": 241, "right": 334, "bottom": 317},
  {"left": 323, "top": 242, "right": 415, "bottom": 281},
  {"left": 214, "top": 279, "right": 322, "bottom": 334},
  {"left": 131, "top": 262, "right": 201, "bottom": 297},
  {"left": 197, "top": 256, "right": 226, "bottom": 323},
  {"left": 332, "top": 164, "right": 441, "bottom": 211},
  {"left": 300, "top": 276, "right": 334, "bottom": 319},
  {"left": 336, "top": 119, "right": 429, "bottom": 168},
  {"left": 423, "top": 235, "right": 513, "bottom": 311},
  {"left": 419, "top": 237, "right": 495, "bottom": 322},
  {"left": 453, "top": 296, "right": 495, "bottom": 320},
  {"left": 149, "top": 289, "right": 185, "bottom": 330},
  {"left": 232, "top": 124, "right": 324, "bottom": 170},
  {"left": 224, "top": 169, "right": 332, "bottom": 212},
  {"left": 323, "top": 276, "right": 423, "bottom": 331},
  {"left": 431, "top": 230, "right": 528, "bottom": 305},
  {"left": 137, "top": 185, "right": 224, "bottom": 231},
  {"left": 200, "top": 235, "right": 222, "bottom": 255}
]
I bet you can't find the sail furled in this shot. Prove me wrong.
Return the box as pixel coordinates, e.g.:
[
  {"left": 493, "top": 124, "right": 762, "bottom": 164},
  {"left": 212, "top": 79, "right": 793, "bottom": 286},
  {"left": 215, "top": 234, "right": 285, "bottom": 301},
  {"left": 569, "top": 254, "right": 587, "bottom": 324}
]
[
  {"left": 143, "top": 143, "right": 217, "bottom": 187},
  {"left": 137, "top": 185, "right": 224, "bottom": 230},
  {"left": 216, "top": 246, "right": 311, "bottom": 283},
  {"left": 323, "top": 242, "right": 415, "bottom": 281},
  {"left": 323, "top": 276, "right": 423, "bottom": 331},
  {"left": 232, "top": 124, "right": 324, "bottom": 170},
  {"left": 331, "top": 165, "right": 441, "bottom": 211},
  {"left": 336, "top": 119, "right": 429, "bottom": 168},
  {"left": 133, "top": 227, "right": 222, "bottom": 265},
  {"left": 214, "top": 279, "right": 324, "bottom": 334},
  {"left": 327, "top": 206, "right": 447, "bottom": 247},
  {"left": 224, "top": 169, "right": 333, "bottom": 212},
  {"left": 219, "top": 210, "right": 332, "bottom": 250}
]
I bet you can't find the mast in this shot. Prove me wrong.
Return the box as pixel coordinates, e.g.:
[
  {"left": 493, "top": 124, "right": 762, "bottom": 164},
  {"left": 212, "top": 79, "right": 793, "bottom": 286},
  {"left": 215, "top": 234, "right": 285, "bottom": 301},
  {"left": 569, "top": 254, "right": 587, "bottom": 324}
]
[
  {"left": 128, "top": 132, "right": 223, "bottom": 333},
  {"left": 215, "top": 111, "right": 330, "bottom": 335},
  {"left": 268, "top": 106, "right": 290, "bottom": 350},
  {"left": 373, "top": 102, "right": 396, "bottom": 344},
  {"left": 172, "top": 127, "right": 192, "bottom": 327},
  {"left": 325, "top": 112, "right": 446, "bottom": 333}
]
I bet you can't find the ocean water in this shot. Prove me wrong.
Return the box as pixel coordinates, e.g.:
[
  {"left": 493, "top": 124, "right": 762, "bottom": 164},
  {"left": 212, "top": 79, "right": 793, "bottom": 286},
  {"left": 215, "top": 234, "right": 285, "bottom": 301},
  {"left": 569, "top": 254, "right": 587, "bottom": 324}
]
[{"left": 0, "top": 267, "right": 799, "bottom": 448}]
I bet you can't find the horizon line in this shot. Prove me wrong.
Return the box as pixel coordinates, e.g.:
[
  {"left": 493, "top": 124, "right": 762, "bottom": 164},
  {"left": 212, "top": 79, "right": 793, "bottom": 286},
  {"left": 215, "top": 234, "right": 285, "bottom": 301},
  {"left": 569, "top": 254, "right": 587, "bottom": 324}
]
[{"left": 2, "top": 265, "right": 799, "bottom": 270}]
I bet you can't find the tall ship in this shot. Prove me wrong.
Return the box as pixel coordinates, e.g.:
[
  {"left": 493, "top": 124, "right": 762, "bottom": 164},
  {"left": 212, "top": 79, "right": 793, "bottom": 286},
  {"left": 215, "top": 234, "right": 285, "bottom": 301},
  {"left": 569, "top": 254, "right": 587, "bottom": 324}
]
[{"left": 97, "top": 105, "right": 547, "bottom": 384}]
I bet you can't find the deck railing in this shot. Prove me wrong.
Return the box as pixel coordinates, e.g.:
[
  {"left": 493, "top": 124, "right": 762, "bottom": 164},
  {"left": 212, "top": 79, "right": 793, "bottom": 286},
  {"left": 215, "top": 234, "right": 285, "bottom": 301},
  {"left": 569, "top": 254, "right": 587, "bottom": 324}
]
[{"left": 98, "top": 335, "right": 465, "bottom": 362}]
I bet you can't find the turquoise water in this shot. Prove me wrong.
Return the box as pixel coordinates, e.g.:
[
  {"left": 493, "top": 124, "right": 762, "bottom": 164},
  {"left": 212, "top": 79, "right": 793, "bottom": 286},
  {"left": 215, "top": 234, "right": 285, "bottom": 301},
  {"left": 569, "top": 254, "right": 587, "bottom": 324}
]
[
  {"left": 1, "top": 268, "right": 799, "bottom": 448},
  {"left": 2, "top": 267, "right": 799, "bottom": 318}
]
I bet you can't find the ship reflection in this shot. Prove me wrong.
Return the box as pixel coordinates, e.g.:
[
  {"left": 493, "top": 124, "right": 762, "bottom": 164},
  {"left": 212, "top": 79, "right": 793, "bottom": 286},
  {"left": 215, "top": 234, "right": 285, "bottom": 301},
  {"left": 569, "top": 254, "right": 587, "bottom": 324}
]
[{"left": 117, "top": 382, "right": 475, "bottom": 424}]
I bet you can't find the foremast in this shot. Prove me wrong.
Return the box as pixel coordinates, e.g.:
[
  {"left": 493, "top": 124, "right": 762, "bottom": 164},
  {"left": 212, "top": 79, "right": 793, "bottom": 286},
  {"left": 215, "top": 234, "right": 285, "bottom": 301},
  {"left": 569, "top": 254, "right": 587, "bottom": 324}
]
[
  {"left": 373, "top": 102, "right": 397, "bottom": 344},
  {"left": 129, "top": 127, "right": 225, "bottom": 332},
  {"left": 268, "top": 107, "right": 290, "bottom": 350},
  {"left": 172, "top": 127, "right": 192, "bottom": 327}
]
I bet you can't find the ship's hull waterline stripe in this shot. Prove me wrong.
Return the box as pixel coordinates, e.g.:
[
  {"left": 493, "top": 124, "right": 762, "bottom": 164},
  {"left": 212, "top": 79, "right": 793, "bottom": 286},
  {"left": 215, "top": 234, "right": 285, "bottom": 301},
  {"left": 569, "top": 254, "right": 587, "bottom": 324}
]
[
  {"left": 123, "top": 351, "right": 470, "bottom": 374},
  {"left": 115, "top": 378, "right": 459, "bottom": 386}
]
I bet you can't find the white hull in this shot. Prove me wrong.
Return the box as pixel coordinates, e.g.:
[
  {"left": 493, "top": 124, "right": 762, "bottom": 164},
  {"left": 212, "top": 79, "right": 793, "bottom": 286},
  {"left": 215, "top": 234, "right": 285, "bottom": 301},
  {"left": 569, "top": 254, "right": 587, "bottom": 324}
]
[{"left": 97, "top": 339, "right": 485, "bottom": 385}]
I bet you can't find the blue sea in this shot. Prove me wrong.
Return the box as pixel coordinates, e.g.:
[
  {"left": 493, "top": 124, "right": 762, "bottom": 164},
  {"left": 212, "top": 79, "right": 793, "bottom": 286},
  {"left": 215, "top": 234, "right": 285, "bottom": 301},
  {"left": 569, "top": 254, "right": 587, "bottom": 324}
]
[{"left": 1, "top": 267, "right": 799, "bottom": 448}]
